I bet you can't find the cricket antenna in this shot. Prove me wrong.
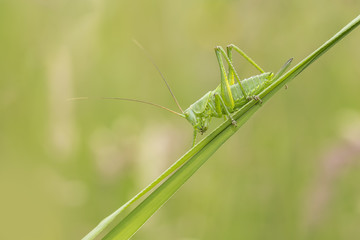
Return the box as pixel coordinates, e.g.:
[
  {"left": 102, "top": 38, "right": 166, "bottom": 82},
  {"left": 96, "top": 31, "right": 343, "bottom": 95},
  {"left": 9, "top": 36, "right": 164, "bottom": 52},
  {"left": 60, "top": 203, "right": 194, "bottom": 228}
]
[
  {"left": 68, "top": 97, "right": 185, "bottom": 118},
  {"left": 133, "top": 39, "right": 184, "bottom": 114}
]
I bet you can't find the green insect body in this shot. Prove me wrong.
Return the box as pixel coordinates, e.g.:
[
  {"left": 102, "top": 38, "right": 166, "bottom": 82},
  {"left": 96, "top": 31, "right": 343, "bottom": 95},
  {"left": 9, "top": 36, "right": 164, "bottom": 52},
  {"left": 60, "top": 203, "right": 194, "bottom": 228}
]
[
  {"left": 184, "top": 72, "right": 272, "bottom": 134},
  {"left": 182, "top": 45, "right": 292, "bottom": 146},
  {"left": 84, "top": 43, "right": 292, "bottom": 147}
]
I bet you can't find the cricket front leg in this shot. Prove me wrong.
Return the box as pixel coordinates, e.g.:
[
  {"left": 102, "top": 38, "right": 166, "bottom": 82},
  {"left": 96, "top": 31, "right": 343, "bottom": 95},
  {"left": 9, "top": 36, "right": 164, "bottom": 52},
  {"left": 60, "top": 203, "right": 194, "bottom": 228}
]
[
  {"left": 192, "top": 128, "right": 197, "bottom": 147},
  {"left": 227, "top": 44, "right": 265, "bottom": 73}
]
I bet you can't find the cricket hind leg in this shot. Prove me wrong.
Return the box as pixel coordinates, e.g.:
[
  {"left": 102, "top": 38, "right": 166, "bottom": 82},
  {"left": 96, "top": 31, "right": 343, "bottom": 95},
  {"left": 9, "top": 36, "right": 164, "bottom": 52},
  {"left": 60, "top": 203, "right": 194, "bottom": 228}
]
[
  {"left": 226, "top": 46, "right": 235, "bottom": 85},
  {"left": 215, "top": 46, "right": 265, "bottom": 107},
  {"left": 227, "top": 44, "right": 265, "bottom": 74},
  {"left": 227, "top": 44, "right": 269, "bottom": 104},
  {"left": 214, "top": 46, "right": 235, "bottom": 109},
  {"left": 216, "top": 46, "right": 264, "bottom": 103},
  {"left": 215, "top": 46, "right": 248, "bottom": 103}
]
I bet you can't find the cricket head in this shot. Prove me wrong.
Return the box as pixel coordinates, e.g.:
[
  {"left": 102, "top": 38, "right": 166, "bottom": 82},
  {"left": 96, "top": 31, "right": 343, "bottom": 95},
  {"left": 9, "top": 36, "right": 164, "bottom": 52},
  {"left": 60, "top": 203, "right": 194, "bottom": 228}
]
[{"left": 184, "top": 109, "right": 210, "bottom": 134}]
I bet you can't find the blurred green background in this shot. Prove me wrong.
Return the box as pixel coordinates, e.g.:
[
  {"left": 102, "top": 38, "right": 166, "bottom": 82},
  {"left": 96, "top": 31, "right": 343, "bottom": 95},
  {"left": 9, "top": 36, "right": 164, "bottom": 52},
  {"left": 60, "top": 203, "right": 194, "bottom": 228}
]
[{"left": 1, "top": 1, "right": 360, "bottom": 239}]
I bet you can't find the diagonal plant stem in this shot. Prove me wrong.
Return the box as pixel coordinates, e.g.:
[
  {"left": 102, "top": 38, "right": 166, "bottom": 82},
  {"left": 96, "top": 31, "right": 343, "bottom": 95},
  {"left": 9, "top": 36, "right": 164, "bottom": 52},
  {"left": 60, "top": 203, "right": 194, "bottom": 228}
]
[{"left": 83, "top": 15, "right": 360, "bottom": 240}]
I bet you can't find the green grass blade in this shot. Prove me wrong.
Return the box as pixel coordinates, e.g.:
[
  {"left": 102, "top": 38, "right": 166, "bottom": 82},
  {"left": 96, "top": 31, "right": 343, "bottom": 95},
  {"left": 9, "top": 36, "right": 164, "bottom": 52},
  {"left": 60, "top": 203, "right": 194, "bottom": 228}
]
[{"left": 84, "top": 15, "right": 360, "bottom": 240}]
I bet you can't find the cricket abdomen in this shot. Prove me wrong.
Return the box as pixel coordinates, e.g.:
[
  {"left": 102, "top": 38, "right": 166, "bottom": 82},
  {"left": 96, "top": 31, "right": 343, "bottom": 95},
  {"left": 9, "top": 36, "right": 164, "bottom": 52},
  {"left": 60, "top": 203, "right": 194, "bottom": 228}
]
[{"left": 231, "top": 72, "right": 272, "bottom": 108}]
